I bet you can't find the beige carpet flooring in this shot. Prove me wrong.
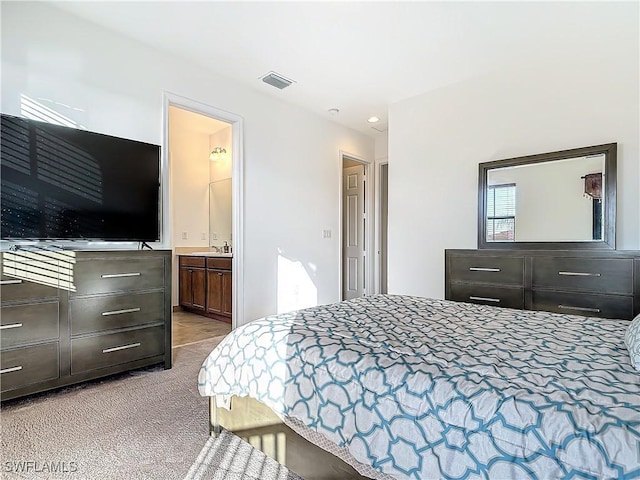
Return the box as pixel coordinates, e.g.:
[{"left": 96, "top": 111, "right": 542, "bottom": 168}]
[{"left": 0, "top": 337, "right": 300, "bottom": 480}]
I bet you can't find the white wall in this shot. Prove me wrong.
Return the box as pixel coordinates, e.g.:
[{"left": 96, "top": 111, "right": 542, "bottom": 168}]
[
  {"left": 375, "top": 134, "right": 388, "bottom": 161},
  {"left": 388, "top": 24, "right": 639, "bottom": 298},
  {"left": 1, "top": 2, "right": 374, "bottom": 324},
  {"left": 168, "top": 111, "right": 214, "bottom": 305},
  {"left": 169, "top": 121, "right": 211, "bottom": 249}
]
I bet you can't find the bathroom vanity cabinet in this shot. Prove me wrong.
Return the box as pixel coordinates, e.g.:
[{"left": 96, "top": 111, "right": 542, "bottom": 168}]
[{"left": 178, "top": 255, "right": 232, "bottom": 324}]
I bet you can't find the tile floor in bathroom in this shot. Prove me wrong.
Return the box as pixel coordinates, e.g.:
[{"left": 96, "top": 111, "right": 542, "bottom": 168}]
[{"left": 172, "top": 310, "right": 232, "bottom": 347}]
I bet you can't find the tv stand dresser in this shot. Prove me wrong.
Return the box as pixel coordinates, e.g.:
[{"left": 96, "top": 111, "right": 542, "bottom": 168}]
[
  {"left": 445, "top": 249, "right": 640, "bottom": 320},
  {"left": 0, "top": 249, "right": 172, "bottom": 401}
]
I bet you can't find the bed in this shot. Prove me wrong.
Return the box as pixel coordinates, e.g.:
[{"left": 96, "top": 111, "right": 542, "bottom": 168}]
[{"left": 198, "top": 294, "right": 640, "bottom": 480}]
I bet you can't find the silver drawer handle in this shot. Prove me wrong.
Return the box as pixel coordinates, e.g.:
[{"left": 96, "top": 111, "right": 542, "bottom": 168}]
[
  {"left": 102, "top": 307, "right": 141, "bottom": 316},
  {"left": 558, "top": 305, "right": 601, "bottom": 313},
  {"left": 101, "top": 272, "right": 141, "bottom": 279},
  {"left": 102, "top": 342, "right": 141, "bottom": 354},
  {"left": 469, "top": 267, "right": 501, "bottom": 272},
  {"left": 558, "top": 271, "right": 601, "bottom": 277},
  {"left": 469, "top": 296, "right": 501, "bottom": 303},
  {"left": 0, "top": 366, "right": 23, "bottom": 374},
  {"left": 0, "top": 279, "right": 23, "bottom": 285},
  {"left": 0, "top": 323, "right": 23, "bottom": 330}
]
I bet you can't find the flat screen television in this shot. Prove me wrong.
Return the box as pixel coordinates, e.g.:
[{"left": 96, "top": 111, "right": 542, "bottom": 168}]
[{"left": 1, "top": 114, "right": 161, "bottom": 242}]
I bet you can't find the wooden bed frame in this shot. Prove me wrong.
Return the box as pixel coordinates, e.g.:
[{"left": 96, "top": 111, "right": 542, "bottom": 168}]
[{"left": 208, "top": 395, "right": 379, "bottom": 480}]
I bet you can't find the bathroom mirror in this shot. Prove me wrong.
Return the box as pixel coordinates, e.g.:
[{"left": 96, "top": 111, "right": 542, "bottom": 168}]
[
  {"left": 478, "top": 143, "right": 616, "bottom": 249},
  {"left": 209, "top": 178, "right": 232, "bottom": 247}
]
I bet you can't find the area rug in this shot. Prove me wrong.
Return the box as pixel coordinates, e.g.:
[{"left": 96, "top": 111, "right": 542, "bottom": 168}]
[{"left": 0, "top": 337, "right": 301, "bottom": 480}]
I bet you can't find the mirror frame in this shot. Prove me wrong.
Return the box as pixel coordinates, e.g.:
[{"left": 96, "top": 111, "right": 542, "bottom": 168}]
[{"left": 478, "top": 143, "right": 617, "bottom": 250}]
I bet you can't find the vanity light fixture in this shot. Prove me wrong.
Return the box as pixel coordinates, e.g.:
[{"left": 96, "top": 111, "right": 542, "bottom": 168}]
[
  {"left": 367, "top": 116, "right": 380, "bottom": 123},
  {"left": 209, "top": 147, "right": 227, "bottom": 161}
]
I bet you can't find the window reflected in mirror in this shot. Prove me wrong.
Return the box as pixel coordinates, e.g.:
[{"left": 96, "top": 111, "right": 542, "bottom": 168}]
[{"left": 486, "top": 183, "right": 516, "bottom": 241}]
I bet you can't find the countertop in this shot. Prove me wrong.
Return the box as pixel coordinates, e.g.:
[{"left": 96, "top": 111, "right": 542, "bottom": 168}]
[{"left": 177, "top": 252, "right": 233, "bottom": 257}]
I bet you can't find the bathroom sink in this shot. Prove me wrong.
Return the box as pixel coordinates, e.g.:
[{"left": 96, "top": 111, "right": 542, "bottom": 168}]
[{"left": 186, "top": 251, "right": 232, "bottom": 257}]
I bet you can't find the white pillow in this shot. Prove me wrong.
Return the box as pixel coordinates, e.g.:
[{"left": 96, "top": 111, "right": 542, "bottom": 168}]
[{"left": 626, "top": 314, "right": 640, "bottom": 372}]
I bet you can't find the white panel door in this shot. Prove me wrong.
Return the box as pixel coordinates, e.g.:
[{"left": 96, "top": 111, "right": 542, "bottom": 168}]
[{"left": 343, "top": 164, "right": 365, "bottom": 300}]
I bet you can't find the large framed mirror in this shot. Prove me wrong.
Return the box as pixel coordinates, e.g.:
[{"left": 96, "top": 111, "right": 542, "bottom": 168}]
[
  {"left": 209, "top": 178, "right": 232, "bottom": 247},
  {"left": 478, "top": 143, "right": 616, "bottom": 249}
]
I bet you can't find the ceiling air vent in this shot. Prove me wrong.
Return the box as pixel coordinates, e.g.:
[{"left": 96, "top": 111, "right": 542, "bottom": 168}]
[{"left": 260, "top": 71, "right": 295, "bottom": 90}]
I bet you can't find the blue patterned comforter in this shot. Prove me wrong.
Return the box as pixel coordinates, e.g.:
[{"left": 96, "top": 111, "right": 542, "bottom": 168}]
[{"left": 198, "top": 294, "right": 640, "bottom": 479}]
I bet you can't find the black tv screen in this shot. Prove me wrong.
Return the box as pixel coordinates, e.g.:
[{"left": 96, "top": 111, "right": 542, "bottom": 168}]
[{"left": 1, "top": 114, "right": 160, "bottom": 242}]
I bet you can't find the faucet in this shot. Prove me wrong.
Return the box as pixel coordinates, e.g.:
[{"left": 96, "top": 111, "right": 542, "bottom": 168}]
[{"left": 210, "top": 245, "right": 221, "bottom": 253}]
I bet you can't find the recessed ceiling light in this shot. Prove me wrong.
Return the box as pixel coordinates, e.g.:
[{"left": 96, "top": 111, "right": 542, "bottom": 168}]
[
  {"left": 328, "top": 108, "right": 340, "bottom": 116},
  {"left": 367, "top": 116, "right": 380, "bottom": 123}
]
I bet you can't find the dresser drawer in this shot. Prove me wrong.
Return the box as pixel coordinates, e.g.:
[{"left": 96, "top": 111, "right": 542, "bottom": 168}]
[
  {"left": 70, "top": 292, "right": 164, "bottom": 336},
  {"left": 0, "top": 252, "right": 63, "bottom": 302},
  {"left": 0, "top": 342, "right": 59, "bottom": 392},
  {"left": 449, "top": 284, "right": 524, "bottom": 309},
  {"left": 448, "top": 255, "right": 524, "bottom": 285},
  {"left": 0, "top": 301, "right": 59, "bottom": 348},
  {"left": 532, "top": 257, "right": 633, "bottom": 294},
  {"left": 72, "top": 258, "right": 164, "bottom": 296},
  {"left": 206, "top": 257, "right": 232, "bottom": 270},
  {"left": 71, "top": 325, "right": 164, "bottom": 374},
  {"left": 179, "top": 256, "right": 206, "bottom": 268},
  {"left": 0, "top": 276, "right": 59, "bottom": 302},
  {"left": 532, "top": 290, "right": 633, "bottom": 320}
]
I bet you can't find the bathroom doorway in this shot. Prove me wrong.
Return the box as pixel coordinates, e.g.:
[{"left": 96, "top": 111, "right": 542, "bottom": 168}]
[{"left": 163, "top": 93, "right": 244, "bottom": 340}]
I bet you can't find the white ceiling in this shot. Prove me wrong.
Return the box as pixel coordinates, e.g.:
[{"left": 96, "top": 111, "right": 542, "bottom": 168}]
[{"left": 49, "top": 1, "right": 634, "bottom": 137}]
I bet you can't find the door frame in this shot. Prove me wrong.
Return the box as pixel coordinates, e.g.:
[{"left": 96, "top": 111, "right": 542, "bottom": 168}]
[
  {"left": 338, "top": 151, "right": 375, "bottom": 300},
  {"left": 163, "top": 92, "right": 244, "bottom": 329},
  {"left": 375, "top": 158, "right": 389, "bottom": 294}
]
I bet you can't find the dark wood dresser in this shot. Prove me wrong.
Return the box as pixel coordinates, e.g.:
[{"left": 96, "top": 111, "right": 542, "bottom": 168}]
[
  {"left": 445, "top": 249, "right": 640, "bottom": 320},
  {"left": 0, "top": 249, "right": 172, "bottom": 401}
]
